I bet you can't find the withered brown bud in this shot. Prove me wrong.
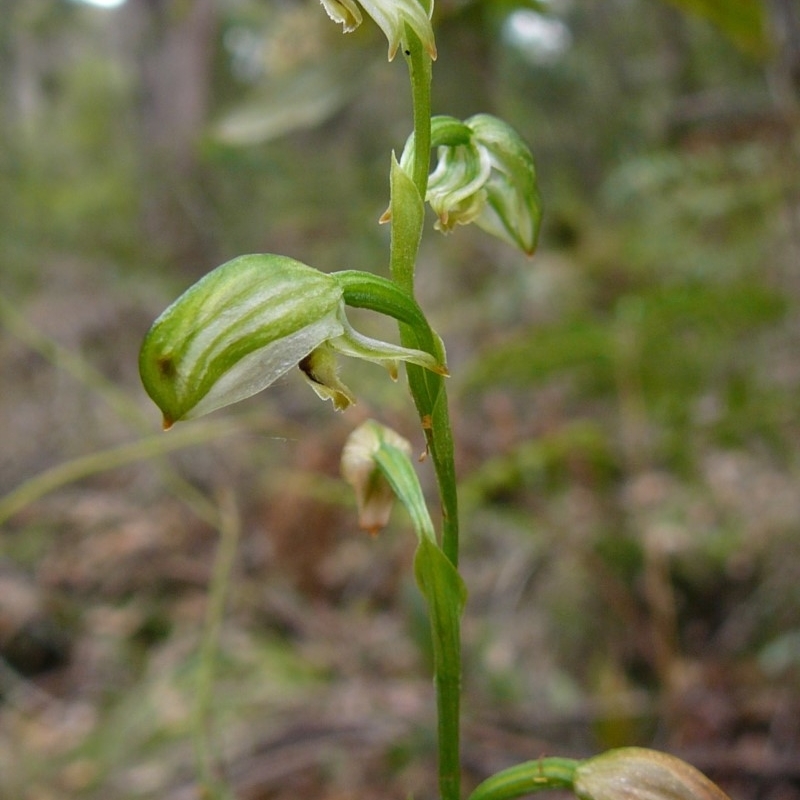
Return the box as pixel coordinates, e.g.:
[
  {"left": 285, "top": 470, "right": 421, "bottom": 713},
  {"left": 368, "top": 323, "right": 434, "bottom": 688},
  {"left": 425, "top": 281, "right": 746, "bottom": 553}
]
[{"left": 574, "top": 747, "right": 731, "bottom": 800}]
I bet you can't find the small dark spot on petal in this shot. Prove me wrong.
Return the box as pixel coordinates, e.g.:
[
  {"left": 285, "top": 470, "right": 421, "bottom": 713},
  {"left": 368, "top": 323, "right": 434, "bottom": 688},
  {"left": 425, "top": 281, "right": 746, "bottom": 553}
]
[{"left": 157, "top": 356, "right": 176, "bottom": 378}]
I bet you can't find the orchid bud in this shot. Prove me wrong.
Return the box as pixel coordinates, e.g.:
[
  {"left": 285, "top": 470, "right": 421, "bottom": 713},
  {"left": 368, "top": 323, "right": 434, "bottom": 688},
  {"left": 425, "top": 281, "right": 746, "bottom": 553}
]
[
  {"left": 319, "top": 0, "right": 437, "bottom": 61},
  {"left": 139, "top": 254, "right": 443, "bottom": 429},
  {"left": 574, "top": 748, "right": 731, "bottom": 800},
  {"left": 341, "top": 420, "right": 413, "bottom": 535}
]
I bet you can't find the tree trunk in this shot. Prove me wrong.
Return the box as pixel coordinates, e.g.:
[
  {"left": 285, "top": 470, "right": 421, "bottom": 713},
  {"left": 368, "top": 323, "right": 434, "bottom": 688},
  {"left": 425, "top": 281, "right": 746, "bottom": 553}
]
[{"left": 123, "top": 0, "right": 220, "bottom": 268}]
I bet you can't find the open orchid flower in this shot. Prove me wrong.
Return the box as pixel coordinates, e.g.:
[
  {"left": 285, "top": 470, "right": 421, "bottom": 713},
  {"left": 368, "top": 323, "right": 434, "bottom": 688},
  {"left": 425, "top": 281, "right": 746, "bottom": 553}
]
[
  {"left": 319, "top": 0, "right": 437, "bottom": 61},
  {"left": 399, "top": 113, "right": 542, "bottom": 255},
  {"left": 139, "top": 254, "right": 446, "bottom": 429}
]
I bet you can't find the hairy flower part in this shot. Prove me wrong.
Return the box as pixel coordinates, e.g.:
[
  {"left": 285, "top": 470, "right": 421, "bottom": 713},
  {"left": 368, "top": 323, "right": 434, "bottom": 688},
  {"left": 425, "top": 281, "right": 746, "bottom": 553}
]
[
  {"left": 319, "top": 0, "right": 437, "bottom": 60},
  {"left": 341, "top": 420, "right": 413, "bottom": 535},
  {"left": 574, "top": 748, "right": 732, "bottom": 800},
  {"left": 139, "top": 254, "right": 442, "bottom": 428}
]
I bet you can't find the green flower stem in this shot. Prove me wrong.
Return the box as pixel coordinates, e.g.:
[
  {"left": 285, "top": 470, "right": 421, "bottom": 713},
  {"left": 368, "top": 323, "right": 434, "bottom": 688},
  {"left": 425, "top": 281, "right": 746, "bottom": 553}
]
[
  {"left": 467, "top": 758, "right": 580, "bottom": 800},
  {"left": 395, "top": 28, "right": 461, "bottom": 800},
  {"left": 335, "top": 270, "right": 445, "bottom": 365},
  {"left": 404, "top": 25, "right": 433, "bottom": 223},
  {"left": 435, "top": 645, "right": 462, "bottom": 800},
  {"left": 396, "top": 30, "right": 459, "bottom": 571}
]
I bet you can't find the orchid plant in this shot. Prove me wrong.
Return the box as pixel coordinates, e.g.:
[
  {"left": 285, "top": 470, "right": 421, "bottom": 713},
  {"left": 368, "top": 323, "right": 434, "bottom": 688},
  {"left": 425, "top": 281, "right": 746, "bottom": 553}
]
[{"left": 139, "top": 3, "right": 732, "bottom": 800}]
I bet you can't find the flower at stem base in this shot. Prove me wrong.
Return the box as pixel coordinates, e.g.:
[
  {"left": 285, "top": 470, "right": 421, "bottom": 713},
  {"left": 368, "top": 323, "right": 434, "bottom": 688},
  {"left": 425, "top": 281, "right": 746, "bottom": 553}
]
[{"left": 574, "top": 747, "right": 732, "bottom": 800}]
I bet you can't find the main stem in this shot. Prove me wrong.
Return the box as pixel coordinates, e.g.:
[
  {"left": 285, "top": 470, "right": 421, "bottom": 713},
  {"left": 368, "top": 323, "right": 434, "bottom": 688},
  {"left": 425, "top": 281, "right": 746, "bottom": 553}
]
[
  {"left": 399, "top": 29, "right": 459, "bottom": 570},
  {"left": 393, "top": 30, "right": 461, "bottom": 800}
]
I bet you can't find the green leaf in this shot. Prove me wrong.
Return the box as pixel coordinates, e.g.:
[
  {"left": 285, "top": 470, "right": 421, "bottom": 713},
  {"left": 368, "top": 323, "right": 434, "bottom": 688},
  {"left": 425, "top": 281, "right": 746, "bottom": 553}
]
[
  {"left": 384, "top": 153, "right": 426, "bottom": 271},
  {"left": 373, "top": 433, "right": 437, "bottom": 542},
  {"left": 414, "top": 537, "right": 466, "bottom": 678}
]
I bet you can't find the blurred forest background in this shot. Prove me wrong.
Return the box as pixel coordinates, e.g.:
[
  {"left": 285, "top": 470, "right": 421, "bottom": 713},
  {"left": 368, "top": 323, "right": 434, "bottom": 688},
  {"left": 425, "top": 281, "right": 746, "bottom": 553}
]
[{"left": 2, "top": 0, "right": 800, "bottom": 798}]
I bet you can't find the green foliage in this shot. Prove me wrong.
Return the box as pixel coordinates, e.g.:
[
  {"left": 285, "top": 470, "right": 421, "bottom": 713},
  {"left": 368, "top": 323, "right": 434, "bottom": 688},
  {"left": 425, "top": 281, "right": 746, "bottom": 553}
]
[
  {"left": 0, "top": 52, "right": 139, "bottom": 277},
  {"left": 603, "top": 144, "right": 787, "bottom": 280},
  {"left": 465, "top": 278, "right": 786, "bottom": 469},
  {"left": 461, "top": 421, "right": 618, "bottom": 505},
  {"left": 662, "top": 0, "right": 769, "bottom": 56}
]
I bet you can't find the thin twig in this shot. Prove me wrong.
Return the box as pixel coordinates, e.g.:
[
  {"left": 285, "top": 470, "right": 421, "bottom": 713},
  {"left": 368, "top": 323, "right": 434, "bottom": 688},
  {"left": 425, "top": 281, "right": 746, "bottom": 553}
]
[{"left": 193, "top": 486, "right": 241, "bottom": 800}]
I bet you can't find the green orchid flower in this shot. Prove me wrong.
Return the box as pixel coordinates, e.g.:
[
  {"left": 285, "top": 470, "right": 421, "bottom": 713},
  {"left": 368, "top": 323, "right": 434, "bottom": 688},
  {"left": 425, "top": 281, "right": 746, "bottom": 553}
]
[
  {"left": 319, "top": 0, "right": 437, "bottom": 61},
  {"left": 139, "top": 254, "right": 446, "bottom": 429},
  {"left": 399, "top": 114, "right": 542, "bottom": 255}
]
